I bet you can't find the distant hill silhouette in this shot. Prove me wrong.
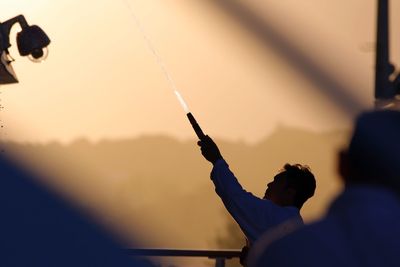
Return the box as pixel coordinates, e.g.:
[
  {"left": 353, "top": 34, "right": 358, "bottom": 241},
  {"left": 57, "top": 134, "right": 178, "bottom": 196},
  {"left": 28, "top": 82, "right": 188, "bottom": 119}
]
[{"left": 3, "top": 126, "right": 349, "bottom": 250}]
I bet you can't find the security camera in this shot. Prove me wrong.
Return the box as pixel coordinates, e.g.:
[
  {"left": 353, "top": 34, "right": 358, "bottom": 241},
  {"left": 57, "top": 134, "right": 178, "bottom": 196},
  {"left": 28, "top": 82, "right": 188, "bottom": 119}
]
[
  {"left": 17, "top": 24, "right": 50, "bottom": 62},
  {"left": 0, "top": 15, "right": 50, "bottom": 84}
]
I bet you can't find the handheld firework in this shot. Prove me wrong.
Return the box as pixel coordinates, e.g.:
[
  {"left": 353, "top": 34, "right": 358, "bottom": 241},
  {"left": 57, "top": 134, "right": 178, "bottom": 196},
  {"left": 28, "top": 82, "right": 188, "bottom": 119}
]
[{"left": 174, "top": 90, "right": 206, "bottom": 141}]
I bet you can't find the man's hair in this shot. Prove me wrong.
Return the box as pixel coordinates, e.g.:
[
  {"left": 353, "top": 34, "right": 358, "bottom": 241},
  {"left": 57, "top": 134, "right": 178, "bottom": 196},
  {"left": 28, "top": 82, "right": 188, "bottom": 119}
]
[{"left": 283, "top": 164, "right": 316, "bottom": 209}]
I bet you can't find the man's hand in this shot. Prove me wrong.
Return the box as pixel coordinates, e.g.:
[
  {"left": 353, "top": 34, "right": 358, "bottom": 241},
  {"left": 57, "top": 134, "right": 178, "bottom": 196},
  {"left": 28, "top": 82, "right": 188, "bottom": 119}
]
[{"left": 197, "top": 135, "right": 223, "bottom": 165}]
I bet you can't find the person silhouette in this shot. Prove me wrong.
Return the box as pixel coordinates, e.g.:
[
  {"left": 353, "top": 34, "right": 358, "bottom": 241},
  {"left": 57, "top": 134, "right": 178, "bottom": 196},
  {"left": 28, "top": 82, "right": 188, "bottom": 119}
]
[
  {"left": 248, "top": 110, "right": 400, "bottom": 267},
  {"left": 197, "top": 135, "right": 316, "bottom": 264}
]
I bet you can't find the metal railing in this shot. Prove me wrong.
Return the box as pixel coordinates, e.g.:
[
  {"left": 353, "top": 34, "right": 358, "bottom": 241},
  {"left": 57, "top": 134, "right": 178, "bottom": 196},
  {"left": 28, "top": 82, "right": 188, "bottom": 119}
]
[{"left": 126, "top": 248, "right": 242, "bottom": 267}]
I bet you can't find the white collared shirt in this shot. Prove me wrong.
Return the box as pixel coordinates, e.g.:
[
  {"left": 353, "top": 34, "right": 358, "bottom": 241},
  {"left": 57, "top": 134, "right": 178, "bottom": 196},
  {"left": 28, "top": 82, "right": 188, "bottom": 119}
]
[{"left": 211, "top": 159, "right": 303, "bottom": 244}]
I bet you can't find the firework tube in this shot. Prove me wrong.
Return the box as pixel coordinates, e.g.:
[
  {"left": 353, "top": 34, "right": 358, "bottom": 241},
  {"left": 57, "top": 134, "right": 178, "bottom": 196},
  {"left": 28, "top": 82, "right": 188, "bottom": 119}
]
[{"left": 186, "top": 112, "right": 206, "bottom": 141}]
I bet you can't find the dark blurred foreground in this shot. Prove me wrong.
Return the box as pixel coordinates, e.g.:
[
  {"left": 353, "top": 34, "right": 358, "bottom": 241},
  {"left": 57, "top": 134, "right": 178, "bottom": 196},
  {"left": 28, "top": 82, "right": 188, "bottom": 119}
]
[{"left": 0, "top": 154, "right": 153, "bottom": 267}]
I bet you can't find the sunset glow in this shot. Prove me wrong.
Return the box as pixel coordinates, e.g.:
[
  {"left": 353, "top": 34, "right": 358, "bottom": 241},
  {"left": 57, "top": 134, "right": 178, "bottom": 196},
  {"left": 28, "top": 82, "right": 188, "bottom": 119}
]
[
  {"left": 2, "top": 0, "right": 396, "bottom": 143},
  {"left": 1, "top": 1, "right": 399, "bottom": 266}
]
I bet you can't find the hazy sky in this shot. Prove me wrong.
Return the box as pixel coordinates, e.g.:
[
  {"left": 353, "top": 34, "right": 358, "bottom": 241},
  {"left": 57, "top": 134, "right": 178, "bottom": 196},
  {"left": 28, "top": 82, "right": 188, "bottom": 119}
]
[{"left": 1, "top": 0, "right": 399, "bottom": 143}]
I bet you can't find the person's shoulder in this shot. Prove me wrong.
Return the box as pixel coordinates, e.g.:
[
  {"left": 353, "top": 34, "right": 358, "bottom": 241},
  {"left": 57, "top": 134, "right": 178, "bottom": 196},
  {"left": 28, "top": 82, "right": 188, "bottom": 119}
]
[
  {"left": 261, "top": 199, "right": 302, "bottom": 218},
  {"left": 248, "top": 219, "right": 330, "bottom": 267}
]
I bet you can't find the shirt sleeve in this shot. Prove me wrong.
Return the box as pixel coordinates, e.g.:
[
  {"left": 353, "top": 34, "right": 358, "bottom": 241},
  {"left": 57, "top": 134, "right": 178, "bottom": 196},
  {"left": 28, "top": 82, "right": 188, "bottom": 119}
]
[{"left": 211, "top": 159, "right": 291, "bottom": 243}]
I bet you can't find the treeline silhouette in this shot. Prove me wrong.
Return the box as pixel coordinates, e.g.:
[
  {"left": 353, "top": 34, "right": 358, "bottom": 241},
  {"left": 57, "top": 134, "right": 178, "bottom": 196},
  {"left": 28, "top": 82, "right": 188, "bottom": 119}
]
[{"left": 3, "top": 125, "right": 348, "bottom": 250}]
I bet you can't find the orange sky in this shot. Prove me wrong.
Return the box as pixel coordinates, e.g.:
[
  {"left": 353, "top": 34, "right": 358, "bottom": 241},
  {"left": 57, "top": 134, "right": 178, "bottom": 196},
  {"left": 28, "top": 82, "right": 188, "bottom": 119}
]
[{"left": 1, "top": 0, "right": 399, "bottom": 144}]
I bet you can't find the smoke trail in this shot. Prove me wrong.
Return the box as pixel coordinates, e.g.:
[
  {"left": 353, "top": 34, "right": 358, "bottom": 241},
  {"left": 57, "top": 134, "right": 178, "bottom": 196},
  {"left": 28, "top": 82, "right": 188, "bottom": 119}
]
[
  {"left": 122, "top": 0, "right": 179, "bottom": 93},
  {"left": 174, "top": 90, "right": 190, "bottom": 113},
  {"left": 121, "top": 0, "right": 209, "bottom": 141}
]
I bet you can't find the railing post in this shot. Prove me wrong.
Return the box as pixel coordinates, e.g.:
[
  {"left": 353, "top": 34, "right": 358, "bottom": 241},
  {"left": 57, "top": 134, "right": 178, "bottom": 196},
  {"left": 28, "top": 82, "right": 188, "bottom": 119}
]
[
  {"left": 125, "top": 248, "right": 241, "bottom": 266},
  {"left": 215, "top": 257, "right": 225, "bottom": 267}
]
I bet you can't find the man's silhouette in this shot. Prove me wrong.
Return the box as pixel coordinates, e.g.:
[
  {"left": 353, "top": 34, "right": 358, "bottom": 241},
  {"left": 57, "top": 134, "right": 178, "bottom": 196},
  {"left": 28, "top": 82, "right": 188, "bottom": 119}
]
[
  {"left": 197, "top": 135, "right": 316, "bottom": 262},
  {"left": 248, "top": 110, "right": 400, "bottom": 267}
]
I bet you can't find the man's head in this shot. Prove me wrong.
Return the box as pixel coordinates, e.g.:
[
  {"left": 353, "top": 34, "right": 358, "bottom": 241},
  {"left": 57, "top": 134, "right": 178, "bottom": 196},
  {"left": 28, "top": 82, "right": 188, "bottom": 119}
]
[
  {"left": 264, "top": 164, "right": 316, "bottom": 209},
  {"left": 339, "top": 110, "right": 400, "bottom": 194}
]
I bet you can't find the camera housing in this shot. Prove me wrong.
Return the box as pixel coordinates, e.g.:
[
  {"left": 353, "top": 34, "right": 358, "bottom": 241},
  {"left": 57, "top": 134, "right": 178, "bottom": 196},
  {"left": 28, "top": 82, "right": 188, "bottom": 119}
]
[
  {"left": 0, "top": 15, "right": 50, "bottom": 84},
  {"left": 17, "top": 25, "right": 50, "bottom": 62}
]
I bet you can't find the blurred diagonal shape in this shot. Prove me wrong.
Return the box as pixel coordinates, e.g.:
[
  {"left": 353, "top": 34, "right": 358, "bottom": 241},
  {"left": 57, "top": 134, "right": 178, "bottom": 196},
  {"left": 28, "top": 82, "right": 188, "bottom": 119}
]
[
  {"left": 207, "top": 0, "right": 367, "bottom": 115},
  {"left": 0, "top": 154, "right": 154, "bottom": 267}
]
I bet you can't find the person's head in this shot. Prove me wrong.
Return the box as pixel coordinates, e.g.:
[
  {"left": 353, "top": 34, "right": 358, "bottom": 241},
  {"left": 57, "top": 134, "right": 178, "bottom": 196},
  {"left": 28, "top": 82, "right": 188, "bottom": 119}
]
[
  {"left": 264, "top": 164, "right": 316, "bottom": 209},
  {"left": 339, "top": 110, "right": 400, "bottom": 194}
]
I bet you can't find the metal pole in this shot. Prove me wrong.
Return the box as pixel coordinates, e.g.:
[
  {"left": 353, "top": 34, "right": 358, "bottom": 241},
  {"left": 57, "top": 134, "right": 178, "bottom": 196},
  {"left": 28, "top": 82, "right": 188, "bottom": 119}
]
[
  {"left": 215, "top": 257, "right": 225, "bottom": 267},
  {"left": 375, "top": 0, "right": 395, "bottom": 100}
]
